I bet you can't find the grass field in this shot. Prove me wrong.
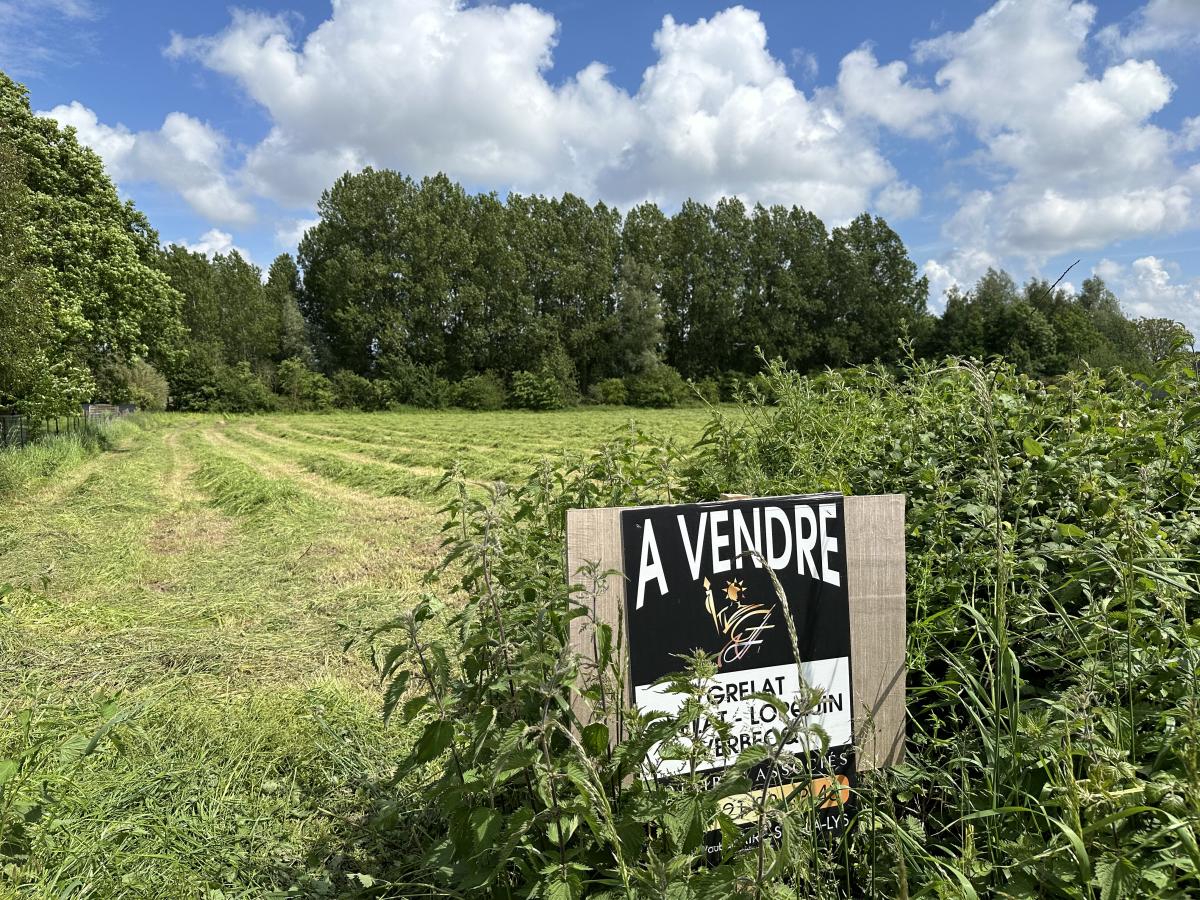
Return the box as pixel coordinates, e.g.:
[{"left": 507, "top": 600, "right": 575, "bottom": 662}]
[{"left": 0, "top": 408, "right": 712, "bottom": 898}]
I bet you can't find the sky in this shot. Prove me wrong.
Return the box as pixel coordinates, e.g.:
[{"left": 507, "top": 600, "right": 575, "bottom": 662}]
[{"left": 5, "top": 0, "right": 1200, "bottom": 334}]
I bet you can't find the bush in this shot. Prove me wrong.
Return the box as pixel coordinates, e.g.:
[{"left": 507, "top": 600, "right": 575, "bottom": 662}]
[
  {"left": 276, "top": 357, "right": 334, "bottom": 410},
  {"left": 215, "top": 362, "right": 274, "bottom": 413},
  {"left": 94, "top": 357, "right": 169, "bottom": 411},
  {"left": 510, "top": 369, "right": 568, "bottom": 410},
  {"left": 382, "top": 359, "right": 453, "bottom": 409},
  {"left": 719, "top": 372, "right": 745, "bottom": 402},
  {"left": 330, "top": 369, "right": 383, "bottom": 410},
  {"left": 625, "top": 363, "right": 689, "bottom": 407},
  {"left": 453, "top": 372, "right": 507, "bottom": 410},
  {"left": 587, "top": 377, "right": 627, "bottom": 405}
]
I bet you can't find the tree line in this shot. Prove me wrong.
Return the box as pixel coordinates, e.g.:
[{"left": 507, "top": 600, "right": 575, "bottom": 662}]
[{"left": 1, "top": 72, "right": 1192, "bottom": 417}]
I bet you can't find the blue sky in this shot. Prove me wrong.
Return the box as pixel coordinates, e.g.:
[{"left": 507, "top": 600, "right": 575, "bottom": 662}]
[{"left": 5, "top": 0, "right": 1200, "bottom": 332}]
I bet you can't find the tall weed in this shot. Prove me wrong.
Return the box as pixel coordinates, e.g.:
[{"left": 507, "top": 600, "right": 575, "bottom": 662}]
[{"left": 375, "top": 355, "right": 1200, "bottom": 898}]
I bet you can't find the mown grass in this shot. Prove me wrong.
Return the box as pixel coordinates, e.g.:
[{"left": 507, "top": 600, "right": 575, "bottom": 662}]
[{"left": 0, "top": 407, "right": 712, "bottom": 897}]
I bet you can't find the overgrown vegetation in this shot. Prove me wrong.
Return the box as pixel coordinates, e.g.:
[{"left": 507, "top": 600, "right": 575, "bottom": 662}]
[{"left": 368, "top": 350, "right": 1200, "bottom": 898}]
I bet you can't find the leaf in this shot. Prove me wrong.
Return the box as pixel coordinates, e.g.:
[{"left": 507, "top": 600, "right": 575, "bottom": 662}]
[
  {"left": 581, "top": 722, "right": 609, "bottom": 757},
  {"left": 1057, "top": 523, "right": 1087, "bottom": 540},
  {"left": 1096, "top": 853, "right": 1138, "bottom": 900},
  {"left": 0, "top": 759, "right": 16, "bottom": 788},
  {"left": 411, "top": 719, "right": 454, "bottom": 765},
  {"left": 1022, "top": 436, "right": 1045, "bottom": 457}
]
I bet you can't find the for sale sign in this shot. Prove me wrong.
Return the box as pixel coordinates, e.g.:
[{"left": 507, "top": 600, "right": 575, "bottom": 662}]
[{"left": 619, "top": 493, "right": 854, "bottom": 833}]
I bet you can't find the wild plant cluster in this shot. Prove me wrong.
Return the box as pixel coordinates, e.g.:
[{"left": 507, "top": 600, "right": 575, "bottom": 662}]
[{"left": 375, "top": 349, "right": 1200, "bottom": 899}]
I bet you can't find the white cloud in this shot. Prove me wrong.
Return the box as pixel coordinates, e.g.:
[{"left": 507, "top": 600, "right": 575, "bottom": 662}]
[
  {"left": 179, "top": 227, "right": 253, "bottom": 261},
  {"left": 1098, "top": 0, "right": 1200, "bottom": 56},
  {"left": 275, "top": 216, "right": 320, "bottom": 250},
  {"left": 1094, "top": 255, "right": 1200, "bottom": 333},
  {"left": 921, "top": 245, "right": 1000, "bottom": 313},
  {"left": 39, "top": 102, "right": 255, "bottom": 224},
  {"left": 837, "top": 0, "right": 1195, "bottom": 263},
  {"left": 790, "top": 48, "right": 819, "bottom": 82},
  {"left": 165, "top": 1, "right": 905, "bottom": 224},
  {"left": 837, "top": 47, "right": 944, "bottom": 138},
  {"left": 874, "top": 181, "right": 921, "bottom": 221},
  {"left": 1182, "top": 116, "right": 1200, "bottom": 153},
  {"left": 0, "top": 0, "right": 97, "bottom": 74}
]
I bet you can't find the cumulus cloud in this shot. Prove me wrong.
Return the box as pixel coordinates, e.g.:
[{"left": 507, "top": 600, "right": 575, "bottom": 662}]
[
  {"left": 841, "top": 0, "right": 1195, "bottom": 267},
  {"left": 837, "top": 47, "right": 944, "bottom": 138},
  {"left": 179, "top": 228, "right": 254, "bottom": 261},
  {"left": 275, "top": 216, "right": 320, "bottom": 251},
  {"left": 39, "top": 102, "right": 255, "bottom": 224},
  {"left": 1098, "top": 0, "right": 1200, "bottom": 56},
  {"left": 1095, "top": 255, "right": 1200, "bottom": 333},
  {"left": 874, "top": 181, "right": 921, "bottom": 221},
  {"left": 160, "top": 1, "right": 903, "bottom": 224}
]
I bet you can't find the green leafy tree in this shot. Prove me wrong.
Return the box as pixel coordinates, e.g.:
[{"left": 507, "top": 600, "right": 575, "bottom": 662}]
[
  {"left": 266, "top": 253, "right": 311, "bottom": 364},
  {"left": 0, "top": 72, "right": 181, "bottom": 411},
  {"left": 825, "top": 213, "right": 930, "bottom": 366},
  {"left": 1136, "top": 317, "right": 1195, "bottom": 364}
]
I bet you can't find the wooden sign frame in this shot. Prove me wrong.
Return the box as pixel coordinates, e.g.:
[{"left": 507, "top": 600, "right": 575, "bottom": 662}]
[{"left": 565, "top": 494, "right": 906, "bottom": 770}]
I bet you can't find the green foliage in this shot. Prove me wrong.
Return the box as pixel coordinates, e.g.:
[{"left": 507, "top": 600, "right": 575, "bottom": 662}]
[
  {"left": 693, "top": 377, "right": 720, "bottom": 405},
  {"left": 453, "top": 372, "right": 507, "bottom": 411},
  {"left": 0, "top": 74, "right": 182, "bottom": 413},
  {"left": 373, "top": 351, "right": 1200, "bottom": 899},
  {"left": 625, "top": 363, "right": 689, "bottom": 407},
  {"left": 276, "top": 357, "right": 335, "bottom": 410},
  {"left": 93, "top": 357, "right": 169, "bottom": 411},
  {"left": 380, "top": 357, "right": 454, "bottom": 409},
  {"left": 214, "top": 362, "right": 274, "bottom": 413},
  {"left": 511, "top": 369, "right": 569, "bottom": 410},
  {"left": 588, "top": 377, "right": 628, "bottom": 406},
  {"left": 330, "top": 369, "right": 383, "bottom": 411}
]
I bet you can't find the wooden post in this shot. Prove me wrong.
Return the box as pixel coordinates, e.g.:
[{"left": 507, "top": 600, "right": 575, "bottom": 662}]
[{"left": 565, "top": 494, "right": 906, "bottom": 770}]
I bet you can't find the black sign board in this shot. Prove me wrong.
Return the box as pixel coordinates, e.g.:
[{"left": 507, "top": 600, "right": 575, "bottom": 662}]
[{"left": 619, "top": 493, "right": 854, "bottom": 849}]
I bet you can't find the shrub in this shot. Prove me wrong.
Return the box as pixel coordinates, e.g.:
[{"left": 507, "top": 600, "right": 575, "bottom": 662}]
[
  {"left": 719, "top": 372, "right": 745, "bottom": 402},
  {"left": 94, "top": 357, "right": 169, "bottom": 411},
  {"left": 453, "top": 372, "right": 507, "bottom": 410},
  {"left": 383, "top": 360, "right": 453, "bottom": 409},
  {"left": 276, "top": 357, "right": 334, "bottom": 410},
  {"left": 587, "top": 377, "right": 627, "bottom": 405},
  {"left": 376, "top": 353, "right": 1200, "bottom": 899},
  {"left": 625, "top": 363, "right": 689, "bottom": 407},
  {"left": 510, "top": 369, "right": 567, "bottom": 410},
  {"left": 693, "top": 376, "right": 720, "bottom": 405},
  {"left": 330, "top": 369, "right": 382, "bottom": 410},
  {"left": 215, "top": 362, "right": 274, "bottom": 413}
]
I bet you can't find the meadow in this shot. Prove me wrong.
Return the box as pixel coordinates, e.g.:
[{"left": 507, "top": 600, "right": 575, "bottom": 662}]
[
  {"left": 3, "top": 353, "right": 1200, "bottom": 899},
  {"left": 0, "top": 407, "right": 712, "bottom": 898}
]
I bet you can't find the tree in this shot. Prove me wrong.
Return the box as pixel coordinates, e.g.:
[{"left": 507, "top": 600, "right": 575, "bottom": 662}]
[
  {"left": 0, "top": 72, "right": 181, "bottom": 411},
  {"left": 266, "top": 253, "right": 312, "bottom": 364},
  {"left": 0, "top": 139, "right": 85, "bottom": 414},
  {"left": 1136, "top": 317, "right": 1194, "bottom": 364},
  {"left": 825, "top": 213, "right": 930, "bottom": 366}
]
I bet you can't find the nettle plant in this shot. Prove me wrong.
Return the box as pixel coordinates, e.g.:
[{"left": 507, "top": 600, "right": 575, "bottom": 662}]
[
  {"left": 373, "top": 444, "right": 862, "bottom": 899},
  {"left": 378, "top": 351, "right": 1200, "bottom": 899}
]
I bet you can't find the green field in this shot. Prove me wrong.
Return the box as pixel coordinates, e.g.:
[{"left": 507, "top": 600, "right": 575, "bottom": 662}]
[{"left": 0, "top": 408, "right": 712, "bottom": 898}]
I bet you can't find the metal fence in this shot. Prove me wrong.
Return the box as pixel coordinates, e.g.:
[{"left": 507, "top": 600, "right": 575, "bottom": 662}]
[{"left": 0, "top": 404, "right": 136, "bottom": 449}]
